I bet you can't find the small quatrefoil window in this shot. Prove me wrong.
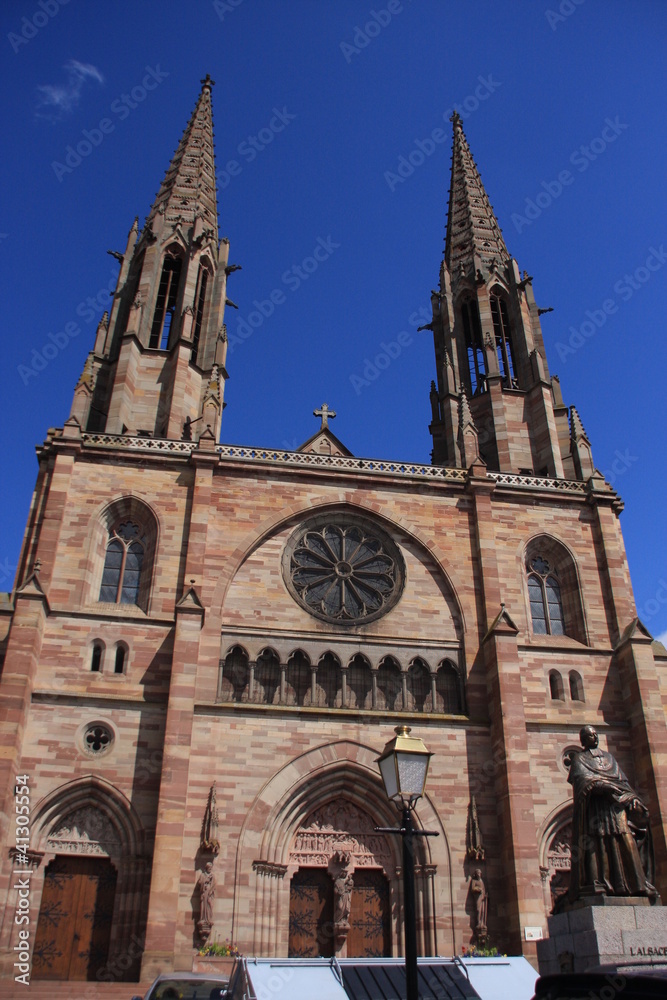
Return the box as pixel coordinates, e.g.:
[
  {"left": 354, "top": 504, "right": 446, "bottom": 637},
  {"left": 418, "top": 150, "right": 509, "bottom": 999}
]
[{"left": 82, "top": 723, "right": 114, "bottom": 756}]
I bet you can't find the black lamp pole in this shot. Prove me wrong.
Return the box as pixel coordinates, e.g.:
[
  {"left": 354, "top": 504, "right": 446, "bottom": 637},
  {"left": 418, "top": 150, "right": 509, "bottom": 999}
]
[
  {"left": 402, "top": 805, "right": 419, "bottom": 1000},
  {"left": 376, "top": 806, "right": 438, "bottom": 1000}
]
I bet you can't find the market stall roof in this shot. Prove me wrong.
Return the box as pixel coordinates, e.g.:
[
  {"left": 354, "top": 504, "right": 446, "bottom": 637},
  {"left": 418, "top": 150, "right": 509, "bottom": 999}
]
[
  {"left": 340, "top": 959, "right": 479, "bottom": 998},
  {"left": 230, "top": 956, "right": 538, "bottom": 1000},
  {"left": 233, "top": 958, "right": 348, "bottom": 1000},
  {"left": 460, "top": 957, "right": 538, "bottom": 1000}
]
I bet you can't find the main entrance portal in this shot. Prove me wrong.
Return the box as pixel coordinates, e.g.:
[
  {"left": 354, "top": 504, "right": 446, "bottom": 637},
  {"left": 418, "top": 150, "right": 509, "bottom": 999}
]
[
  {"left": 32, "top": 856, "right": 117, "bottom": 980},
  {"left": 287, "top": 800, "right": 392, "bottom": 958}
]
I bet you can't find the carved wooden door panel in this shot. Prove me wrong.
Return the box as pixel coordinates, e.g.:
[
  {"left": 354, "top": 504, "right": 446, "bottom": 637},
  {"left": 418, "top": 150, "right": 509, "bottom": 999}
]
[
  {"left": 347, "top": 869, "right": 390, "bottom": 957},
  {"left": 288, "top": 867, "right": 334, "bottom": 957},
  {"left": 32, "top": 856, "right": 117, "bottom": 980}
]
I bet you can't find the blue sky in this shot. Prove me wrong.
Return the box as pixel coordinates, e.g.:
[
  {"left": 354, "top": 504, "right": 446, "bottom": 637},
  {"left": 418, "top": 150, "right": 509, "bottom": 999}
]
[{"left": 1, "top": 0, "right": 665, "bottom": 639}]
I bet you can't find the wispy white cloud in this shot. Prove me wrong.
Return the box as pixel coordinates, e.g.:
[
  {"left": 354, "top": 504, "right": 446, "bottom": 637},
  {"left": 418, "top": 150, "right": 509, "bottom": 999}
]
[
  {"left": 36, "top": 60, "right": 104, "bottom": 120},
  {"left": 655, "top": 630, "right": 667, "bottom": 648}
]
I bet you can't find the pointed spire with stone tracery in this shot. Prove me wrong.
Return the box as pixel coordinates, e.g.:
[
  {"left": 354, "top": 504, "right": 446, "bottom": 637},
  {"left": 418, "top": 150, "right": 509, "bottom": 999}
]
[
  {"left": 444, "top": 112, "right": 510, "bottom": 277},
  {"left": 76, "top": 75, "right": 232, "bottom": 443},
  {"left": 145, "top": 74, "right": 218, "bottom": 241}
]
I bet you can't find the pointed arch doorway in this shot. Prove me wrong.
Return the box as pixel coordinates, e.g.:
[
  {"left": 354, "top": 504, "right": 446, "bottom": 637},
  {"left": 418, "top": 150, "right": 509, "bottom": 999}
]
[
  {"left": 287, "top": 800, "right": 392, "bottom": 958},
  {"left": 29, "top": 778, "right": 149, "bottom": 982},
  {"left": 239, "top": 742, "right": 451, "bottom": 957}
]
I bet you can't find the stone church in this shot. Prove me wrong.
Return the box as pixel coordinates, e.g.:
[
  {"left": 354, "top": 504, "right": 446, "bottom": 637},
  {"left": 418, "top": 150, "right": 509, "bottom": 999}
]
[{"left": 1, "top": 76, "right": 665, "bottom": 986}]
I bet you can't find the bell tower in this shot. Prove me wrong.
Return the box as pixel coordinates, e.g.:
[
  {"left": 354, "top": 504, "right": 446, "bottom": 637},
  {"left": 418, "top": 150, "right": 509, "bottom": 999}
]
[
  {"left": 70, "top": 74, "right": 233, "bottom": 442},
  {"left": 428, "top": 113, "right": 594, "bottom": 481}
]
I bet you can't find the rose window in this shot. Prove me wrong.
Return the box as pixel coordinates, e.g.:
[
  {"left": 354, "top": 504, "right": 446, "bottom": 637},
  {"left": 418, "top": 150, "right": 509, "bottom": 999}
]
[{"left": 283, "top": 515, "right": 404, "bottom": 624}]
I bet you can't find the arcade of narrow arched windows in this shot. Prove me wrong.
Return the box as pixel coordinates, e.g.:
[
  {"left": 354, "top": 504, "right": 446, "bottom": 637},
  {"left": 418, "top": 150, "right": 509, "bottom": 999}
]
[{"left": 218, "top": 647, "right": 465, "bottom": 715}]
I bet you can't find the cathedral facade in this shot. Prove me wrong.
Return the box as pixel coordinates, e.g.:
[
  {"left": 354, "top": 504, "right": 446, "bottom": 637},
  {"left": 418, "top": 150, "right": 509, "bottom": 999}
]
[{"left": 1, "top": 77, "right": 665, "bottom": 985}]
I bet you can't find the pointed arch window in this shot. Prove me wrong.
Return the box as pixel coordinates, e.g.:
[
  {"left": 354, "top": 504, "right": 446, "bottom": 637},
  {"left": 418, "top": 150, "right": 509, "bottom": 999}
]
[
  {"left": 99, "top": 522, "right": 145, "bottom": 604},
  {"left": 254, "top": 649, "right": 280, "bottom": 705},
  {"left": 569, "top": 670, "right": 585, "bottom": 702},
  {"left": 346, "top": 654, "right": 372, "bottom": 710},
  {"left": 91, "top": 642, "right": 104, "bottom": 672},
  {"left": 114, "top": 644, "right": 127, "bottom": 674},
  {"left": 528, "top": 556, "right": 565, "bottom": 636},
  {"left": 406, "top": 658, "right": 430, "bottom": 712},
  {"left": 436, "top": 660, "right": 462, "bottom": 714},
  {"left": 317, "top": 652, "right": 343, "bottom": 708},
  {"left": 219, "top": 645, "right": 250, "bottom": 703},
  {"left": 549, "top": 670, "right": 565, "bottom": 701},
  {"left": 191, "top": 262, "right": 210, "bottom": 365},
  {"left": 490, "top": 289, "right": 517, "bottom": 387},
  {"left": 286, "top": 650, "right": 311, "bottom": 707},
  {"left": 150, "top": 249, "right": 183, "bottom": 350},
  {"left": 461, "top": 297, "right": 485, "bottom": 394},
  {"left": 376, "top": 656, "right": 403, "bottom": 712}
]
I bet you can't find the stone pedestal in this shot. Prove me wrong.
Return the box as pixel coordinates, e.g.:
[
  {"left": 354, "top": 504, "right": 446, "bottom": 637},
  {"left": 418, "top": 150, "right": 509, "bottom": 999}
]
[{"left": 537, "top": 900, "right": 667, "bottom": 975}]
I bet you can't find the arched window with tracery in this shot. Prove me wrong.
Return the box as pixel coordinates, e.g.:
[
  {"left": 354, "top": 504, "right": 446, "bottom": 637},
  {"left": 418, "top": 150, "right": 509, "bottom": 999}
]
[
  {"left": 490, "top": 288, "right": 517, "bottom": 387},
  {"left": 99, "top": 522, "right": 146, "bottom": 605},
  {"left": 461, "top": 297, "right": 485, "bottom": 394},
  {"left": 524, "top": 537, "right": 586, "bottom": 644},
  {"left": 150, "top": 246, "right": 183, "bottom": 350},
  {"left": 528, "top": 556, "right": 565, "bottom": 636}
]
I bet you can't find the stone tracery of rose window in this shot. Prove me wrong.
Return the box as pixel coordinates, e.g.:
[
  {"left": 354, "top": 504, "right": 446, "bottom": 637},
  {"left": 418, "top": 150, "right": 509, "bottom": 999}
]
[{"left": 283, "top": 514, "right": 405, "bottom": 625}]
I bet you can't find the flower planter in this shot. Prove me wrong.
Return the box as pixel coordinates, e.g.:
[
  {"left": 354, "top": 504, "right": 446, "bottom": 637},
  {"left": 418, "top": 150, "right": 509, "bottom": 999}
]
[{"left": 192, "top": 954, "right": 237, "bottom": 978}]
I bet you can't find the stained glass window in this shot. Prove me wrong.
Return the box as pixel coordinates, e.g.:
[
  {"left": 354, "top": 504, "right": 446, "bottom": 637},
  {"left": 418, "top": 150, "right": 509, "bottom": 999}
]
[
  {"left": 99, "top": 522, "right": 145, "bottom": 605},
  {"left": 528, "top": 556, "right": 565, "bottom": 636}
]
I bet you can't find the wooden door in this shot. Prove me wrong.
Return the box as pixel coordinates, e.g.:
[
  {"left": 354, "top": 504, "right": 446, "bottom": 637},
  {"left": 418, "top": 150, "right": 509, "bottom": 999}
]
[
  {"left": 32, "top": 856, "right": 117, "bottom": 980},
  {"left": 288, "top": 867, "right": 334, "bottom": 957},
  {"left": 347, "top": 869, "right": 390, "bottom": 958}
]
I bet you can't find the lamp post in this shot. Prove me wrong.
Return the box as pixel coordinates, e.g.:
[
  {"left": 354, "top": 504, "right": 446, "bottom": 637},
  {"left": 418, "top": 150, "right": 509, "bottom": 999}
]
[{"left": 376, "top": 726, "right": 439, "bottom": 1000}]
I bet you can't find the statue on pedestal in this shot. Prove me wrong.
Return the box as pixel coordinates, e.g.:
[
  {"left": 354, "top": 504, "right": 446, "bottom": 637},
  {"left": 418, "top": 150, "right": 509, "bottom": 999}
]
[
  {"left": 558, "top": 725, "right": 659, "bottom": 909},
  {"left": 197, "top": 861, "right": 216, "bottom": 939},
  {"left": 470, "top": 868, "right": 488, "bottom": 943}
]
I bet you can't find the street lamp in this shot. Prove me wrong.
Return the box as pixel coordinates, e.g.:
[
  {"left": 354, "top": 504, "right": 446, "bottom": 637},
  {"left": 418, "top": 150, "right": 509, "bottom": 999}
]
[{"left": 376, "top": 726, "right": 438, "bottom": 1000}]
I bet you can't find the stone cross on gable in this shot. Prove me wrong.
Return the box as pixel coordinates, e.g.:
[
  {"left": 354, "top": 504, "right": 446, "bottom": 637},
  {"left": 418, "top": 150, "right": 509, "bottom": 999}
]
[{"left": 314, "top": 403, "right": 336, "bottom": 430}]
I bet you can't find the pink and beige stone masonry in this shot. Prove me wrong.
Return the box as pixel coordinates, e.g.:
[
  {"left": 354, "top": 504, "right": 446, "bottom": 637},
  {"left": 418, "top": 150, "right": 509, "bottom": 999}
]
[{"left": 1, "top": 437, "right": 666, "bottom": 981}]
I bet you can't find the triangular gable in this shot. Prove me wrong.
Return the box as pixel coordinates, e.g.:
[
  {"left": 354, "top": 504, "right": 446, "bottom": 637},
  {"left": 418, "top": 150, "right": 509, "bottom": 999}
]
[{"left": 296, "top": 427, "right": 353, "bottom": 457}]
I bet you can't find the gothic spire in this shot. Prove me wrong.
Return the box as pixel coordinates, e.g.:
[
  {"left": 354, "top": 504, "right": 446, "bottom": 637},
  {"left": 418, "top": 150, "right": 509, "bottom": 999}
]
[
  {"left": 444, "top": 112, "right": 510, "bottom": 275},
  {"left": 145, "top": 74, "right": 218, "bottom": 240}
]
